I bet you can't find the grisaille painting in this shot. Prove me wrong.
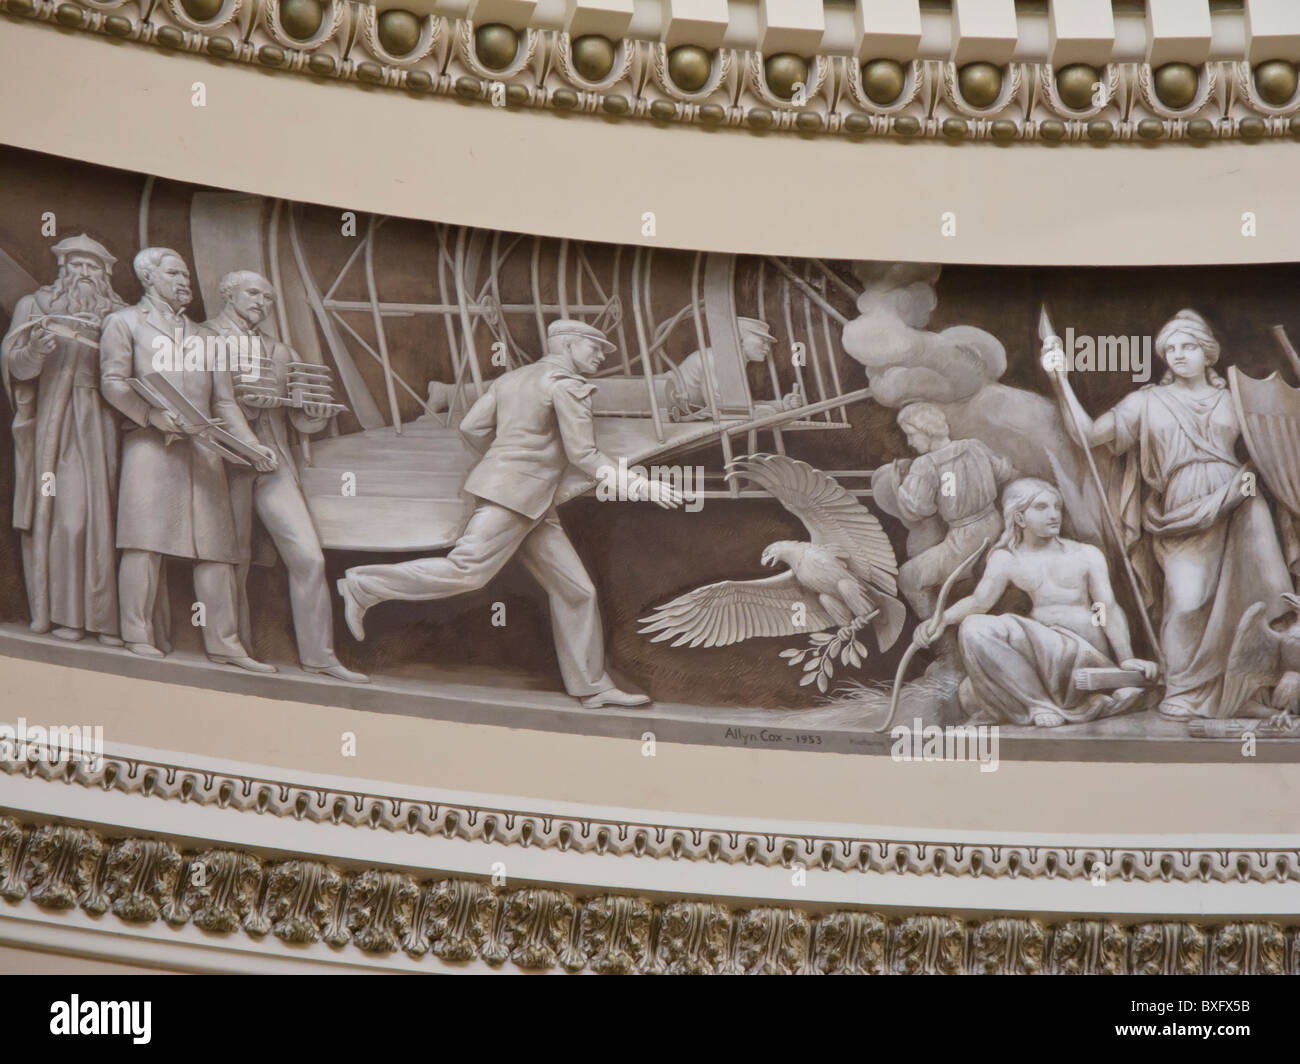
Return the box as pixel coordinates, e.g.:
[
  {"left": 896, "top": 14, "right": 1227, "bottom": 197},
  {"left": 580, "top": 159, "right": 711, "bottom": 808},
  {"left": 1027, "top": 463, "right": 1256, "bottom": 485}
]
[{"left": 3, "top": 143, "right": 1300, "bottom": 762}]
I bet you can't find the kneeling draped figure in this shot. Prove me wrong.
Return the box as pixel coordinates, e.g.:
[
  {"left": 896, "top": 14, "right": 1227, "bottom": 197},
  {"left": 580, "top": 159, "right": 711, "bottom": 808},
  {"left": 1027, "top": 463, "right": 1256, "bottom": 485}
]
[{"left": 913, "top": 478, "right": 1159, "bottom": 727}]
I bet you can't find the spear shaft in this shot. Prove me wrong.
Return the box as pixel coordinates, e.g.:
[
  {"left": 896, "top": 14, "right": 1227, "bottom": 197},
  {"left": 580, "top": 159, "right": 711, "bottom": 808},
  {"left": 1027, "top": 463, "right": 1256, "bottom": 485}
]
[{"left": 1040, "top": 305, "right": 1165, "bottom": 670}]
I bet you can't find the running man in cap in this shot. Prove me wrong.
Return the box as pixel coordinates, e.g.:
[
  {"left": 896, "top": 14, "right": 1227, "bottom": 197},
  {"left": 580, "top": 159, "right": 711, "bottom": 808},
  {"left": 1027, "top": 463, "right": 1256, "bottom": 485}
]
[
  {"left": 2, "top": 235, "right": 127, "bottom": 644},
  {"left": 337, "top": 319, "right": 683, "bottom": 707},
  {"left": 666, "top": 316, "right": 803, "bottom": 419}
]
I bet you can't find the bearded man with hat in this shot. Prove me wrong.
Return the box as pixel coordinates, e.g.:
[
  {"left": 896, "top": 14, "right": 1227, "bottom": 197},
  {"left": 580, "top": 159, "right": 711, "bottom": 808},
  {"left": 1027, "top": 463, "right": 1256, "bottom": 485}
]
[
  {"left": 1, "top": 235, "right": 126, "bottom": 643},
  {"left": 337, "top": 319, "right": 682, "bottom": 707}
]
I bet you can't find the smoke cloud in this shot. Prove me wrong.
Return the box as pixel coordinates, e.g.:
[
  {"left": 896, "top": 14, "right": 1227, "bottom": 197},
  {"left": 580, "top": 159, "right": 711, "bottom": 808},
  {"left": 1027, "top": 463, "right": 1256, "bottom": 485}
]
[{"left": 841, "top": 261, "right": 1005, "bottom": 407}]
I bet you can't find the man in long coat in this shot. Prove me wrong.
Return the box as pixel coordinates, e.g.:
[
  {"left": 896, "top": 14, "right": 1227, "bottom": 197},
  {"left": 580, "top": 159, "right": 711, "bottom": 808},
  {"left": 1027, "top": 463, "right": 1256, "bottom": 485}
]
[
  {"left": 99, "top": 247, "right": 277, "bottom": 671},
  {"left": 1, "top": 235, "right": 125, "bottom": 643}
]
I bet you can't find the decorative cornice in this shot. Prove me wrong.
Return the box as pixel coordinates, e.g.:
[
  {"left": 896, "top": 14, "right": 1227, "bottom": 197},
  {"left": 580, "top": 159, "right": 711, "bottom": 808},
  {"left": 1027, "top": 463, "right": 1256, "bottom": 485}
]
[
  {"left": 2, "top": 745, "right": 1297, "bottom": 889},
  {"left": 6, "top": 0, "right": 1300, "bottom": 143},
  {"left": 0, "top": 812, "right": 1293, "bottom": 973}
]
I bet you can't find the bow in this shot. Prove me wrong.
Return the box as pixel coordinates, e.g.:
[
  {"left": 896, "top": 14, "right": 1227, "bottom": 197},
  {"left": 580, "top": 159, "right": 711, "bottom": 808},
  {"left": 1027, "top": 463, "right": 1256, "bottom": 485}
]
[{"left": 874, "top": 538, "right": 990, "bottom": 734}]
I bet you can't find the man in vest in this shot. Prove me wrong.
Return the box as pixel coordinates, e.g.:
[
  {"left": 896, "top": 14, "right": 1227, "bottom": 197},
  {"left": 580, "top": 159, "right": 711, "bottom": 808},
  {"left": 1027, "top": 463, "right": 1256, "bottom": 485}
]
[
  {"left": 205, "top": 270, "right": 367, "bottom": 683},
  {"left": 337, "top": 320, "right": 681, "bottom": 706}
]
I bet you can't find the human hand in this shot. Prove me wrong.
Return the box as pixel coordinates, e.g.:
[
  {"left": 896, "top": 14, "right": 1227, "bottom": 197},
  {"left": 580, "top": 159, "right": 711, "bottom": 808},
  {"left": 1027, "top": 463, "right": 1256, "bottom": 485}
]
[
  {"left": 633, "top": 476, "right": 683, "bottom": 510},
  {"left": 238, "top": 391, "right": 280, "bottom": 410},
  {"left": 1041, "top": 337, "right": 1067, "bottom": 379},
  {"left": 251, "top": 444, "right": 278, "bottom": 473},
  {"left": 1120, "top": 658, "right": 1160, "bottom": 683},
  {"left": 912, "top": 618, "right": 943, "bottom": 649},
  {"left": 301, "top": 401, "right": 334, "bottom": 420},
  {"left": 148, "top": 409, "right": 184, "bottom": 435},
  {"left": 30, "top": 325, "right": 57, "bottom": 355},
  {"left": 780, "top": 386, "right": 804, "bottom": 411}
]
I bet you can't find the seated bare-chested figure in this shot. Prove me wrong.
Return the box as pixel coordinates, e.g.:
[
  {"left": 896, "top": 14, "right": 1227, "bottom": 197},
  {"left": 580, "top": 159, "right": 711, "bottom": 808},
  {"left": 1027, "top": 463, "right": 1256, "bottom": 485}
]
[{"left": 913, "top": 478, "right": 1160, "bottom": 727}]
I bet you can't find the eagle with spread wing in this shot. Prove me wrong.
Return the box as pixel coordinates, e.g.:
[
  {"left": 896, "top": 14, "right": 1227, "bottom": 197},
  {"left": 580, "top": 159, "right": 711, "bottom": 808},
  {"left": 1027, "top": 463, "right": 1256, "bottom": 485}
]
[{"left": 638, "top": 454, "right": 906, "bottom": 655}]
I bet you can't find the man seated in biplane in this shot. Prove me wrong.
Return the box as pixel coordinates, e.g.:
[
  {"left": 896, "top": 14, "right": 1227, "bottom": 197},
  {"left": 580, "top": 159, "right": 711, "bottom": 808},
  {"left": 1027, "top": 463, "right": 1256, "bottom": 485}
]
[{"left": 660, "top": 317, "right": 804, "bottom": 421}]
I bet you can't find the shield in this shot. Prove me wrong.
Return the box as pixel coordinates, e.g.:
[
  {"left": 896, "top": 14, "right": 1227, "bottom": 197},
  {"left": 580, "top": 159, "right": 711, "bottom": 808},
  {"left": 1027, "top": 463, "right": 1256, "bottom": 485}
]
[{"left": 1229, "top": 366, "right": 1300, "bottom": 518}]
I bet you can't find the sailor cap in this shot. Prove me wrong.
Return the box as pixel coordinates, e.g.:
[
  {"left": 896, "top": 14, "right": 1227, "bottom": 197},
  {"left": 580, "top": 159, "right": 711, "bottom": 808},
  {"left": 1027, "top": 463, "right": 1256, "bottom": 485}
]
[{"left": 737, "top": 317, "right": 776, "bottom": 342}]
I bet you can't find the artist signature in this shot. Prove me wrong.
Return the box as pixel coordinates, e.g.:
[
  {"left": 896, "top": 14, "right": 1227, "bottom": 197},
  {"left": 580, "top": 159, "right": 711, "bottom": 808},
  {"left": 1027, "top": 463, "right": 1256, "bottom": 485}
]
[{"left": 722, "top": 728, "right": 822, "bottom": 747}]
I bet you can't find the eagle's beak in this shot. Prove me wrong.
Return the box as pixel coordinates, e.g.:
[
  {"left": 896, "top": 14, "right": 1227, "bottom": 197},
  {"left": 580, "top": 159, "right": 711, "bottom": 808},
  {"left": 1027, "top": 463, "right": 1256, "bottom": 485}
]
[{"left": 1284, "top": 592, "right": 1300, "bottom": 611}]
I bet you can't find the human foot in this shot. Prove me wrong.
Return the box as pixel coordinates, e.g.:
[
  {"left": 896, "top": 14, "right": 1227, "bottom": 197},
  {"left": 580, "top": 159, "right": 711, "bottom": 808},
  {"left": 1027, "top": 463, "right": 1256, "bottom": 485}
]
[
  {"left": 336, "top": 578, "right": 367, "bottom": 641},
  {"left": 210, "top": 655, "right": 277, "bottom": 674},
  {"left": 582, "top": 688, "right": 651, "bottom": 708},
  {"left": 304, "top": 662, "right": 370, "bottom": 683}
]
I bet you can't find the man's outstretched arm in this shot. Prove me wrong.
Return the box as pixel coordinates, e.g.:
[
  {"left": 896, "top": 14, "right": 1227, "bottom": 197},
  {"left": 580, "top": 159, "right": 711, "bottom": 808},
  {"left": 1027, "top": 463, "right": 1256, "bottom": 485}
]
[{"left": 552, "top": 381, "right": 682, "bottom": 509}]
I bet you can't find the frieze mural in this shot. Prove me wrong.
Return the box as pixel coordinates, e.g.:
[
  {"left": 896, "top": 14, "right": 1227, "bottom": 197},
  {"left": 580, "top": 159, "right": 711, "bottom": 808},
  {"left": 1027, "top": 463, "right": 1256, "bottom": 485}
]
[{"left": 4, "top": 144, "right": 1300, "bottom": 762}]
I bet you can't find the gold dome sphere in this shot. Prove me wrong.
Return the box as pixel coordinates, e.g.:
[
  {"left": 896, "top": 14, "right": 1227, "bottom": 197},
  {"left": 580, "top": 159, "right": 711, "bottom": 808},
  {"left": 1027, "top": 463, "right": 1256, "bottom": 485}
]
[
  {"left": 1055, "top": 63, "right": 1099, "bottom": 110},
  {"left": 957, "top": 62, "right": 1003, "bottom": 108},
  {"left": 377, "top": 9, "right": 422, "bottom": 57},
  {"left": 860, "top": 58, "right": 905, "bottom": 105},
  {"left": 475, "top": 23, "right": 519, "bottom": 71},
  {"left": 765, "top": 53, "right": 809, "bottom": 101},
  {"left": 571, "top": 35, "right": 616, "bottom": 82},
  {"left": 1254, "top": 59, "right": 1298, "bottom": 106},
  {"left": 1152, "top": 62, "right": 1199, "bottom": 110},
  {"left": 666, "top": 45, "right": 712, "bottom": 93}
]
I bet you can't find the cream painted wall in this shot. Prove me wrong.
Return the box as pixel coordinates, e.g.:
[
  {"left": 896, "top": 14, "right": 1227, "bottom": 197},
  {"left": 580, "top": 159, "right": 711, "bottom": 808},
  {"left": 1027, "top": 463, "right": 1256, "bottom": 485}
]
[
  {"left": 4, "top": 655, "right": 1299, "bottom": 840},
  {"left": 1, "top": 24, "right": 1298, "bottom": 267}
]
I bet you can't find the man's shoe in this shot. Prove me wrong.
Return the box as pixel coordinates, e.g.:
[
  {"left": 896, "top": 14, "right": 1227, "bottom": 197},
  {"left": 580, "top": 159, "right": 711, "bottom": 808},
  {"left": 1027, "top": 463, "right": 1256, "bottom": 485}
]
[
  {"left": 336, "top": 578, "right": 367, "bottom": 641},
  {"left": 127, "top": 642, "right": 164, "bottom": 658},
  {"left": 52, "top": 627, "right": 84, "bottom": 641},
  {"left": 210, "top": 655, "right": 278, "bottom": 674},
  {"left": 98, "top": 634, "right": 125, "bottom": 647},
  {"left": 304, "top": 663, "right": 371, "bottom": 684},
  {"left": 582, "top": 688, "right": 651, "bottom": 708}
]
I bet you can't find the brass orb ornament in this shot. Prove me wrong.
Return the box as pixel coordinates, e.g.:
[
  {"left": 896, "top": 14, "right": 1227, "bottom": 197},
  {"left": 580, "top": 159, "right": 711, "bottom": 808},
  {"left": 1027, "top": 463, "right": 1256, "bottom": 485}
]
[
  {"left": 764, "top": 53, "right": 809, "bottom": 101},
  {"left": 279, "top": 0, "right": 322, "bottom": 40},
  {"left": 1152, "top": 62, "right": 1199, "bottom": 110},
  {"left": 957, "top": 62, "right": 1002, "bottom": 108},
  {"left": 860, "top": 58, "right": 905, "bottom": 105},
  {"left": 1254, "top": 59, "right": 1298, "bottom": 106},
  {"left": 666, "top": 45, "right": 712, "bottom": 93},
  {"left": 1055, "top": 63, "right": 1099, "bottom": 110},
  {"left": 376, "top": 9, "right": 422, "bottom": 57},
  {"left": 571, "top": 35, "right": 616, "bottom": 82},
  {"left": 180, "top": 0, "right": 223, "bottom": 20},
  {"left": 475, "top": 23, "right": 519, "bottom": 70}
]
